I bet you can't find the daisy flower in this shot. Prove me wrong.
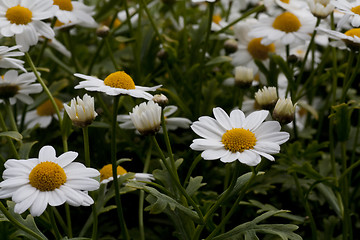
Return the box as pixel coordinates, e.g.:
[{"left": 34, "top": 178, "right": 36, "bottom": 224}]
[
  {"left": 316, "top": 27, "right": 360, "bottom": 50},
  {"left": 0, "top": 0, "right": 57, "bottom": 52},
  {"left": 190, "top": 107, "right": 290, "bottom": 166},
  {"left": 0, "top": 145, "right": 100, "bottom": 217},
  {"left": 118, "top": 105, "right": 192, "bottom": 133},
  {"left": 332, "top": 0, "right": 360, "bottom": 29},
  {"left": 0, "top": 70, "right": 42, "bottom": 105},
  {"left": 53, "top": 0, "right": 97, "bottom": 28},
  {"left": 99, "top": 164, "right": 154, "bottom": 184},
  {"left": 307, "top": 0, "right": 334, "bottom": 19},
  {"left": 0, "top": 45, "right": 26, "bottom": 72},
  {"left": 23, "top": 98, "right": 64, "bottom": 128},
  {"left": 249, "top": 10, "right": 317, "bottom": 46},
  {"left": 74, "top": 71, "right": 161, "bottom": 100}
]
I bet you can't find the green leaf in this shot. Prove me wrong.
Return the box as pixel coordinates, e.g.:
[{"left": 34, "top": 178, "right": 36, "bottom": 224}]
[
  {"left": 5, "top": 201, "right": 48, "bottom": 240},
  {"left": 18, "top": 141, "right": 38, "bottom": 159},
  {"left": 205, "top": 56, "right": 232, "bottom": 66},
  {"left": 213, "top": 210, "right": 302, "bottom": 240},
  {"left": 185, "top": 176, "right": 206, "bottom": 197},
  {"left": 143, "top": 186, "right": 202, "bottom": 223},
  {"left": 272, "top": 55, "right": 293, "bottom": 83},
  {"left": 241, "top": 200, "right": 305, "bottom": 223},
  {"left": 0, "top": 131, "right": 23, "bottom": 141}
]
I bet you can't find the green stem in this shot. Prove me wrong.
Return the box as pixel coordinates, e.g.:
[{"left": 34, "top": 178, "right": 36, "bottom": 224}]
[
  {"left": 139, "top": 141, "right": 153, "bottom": 240},
  {"left": 340, "top": 141, "right": 352, "bottom": 240},
  {"left": 161, "top": 109, "right": 178, "bottom": 179},
  {"left": 105, "top": 37, "right": 120, "bottom": 71},
  {"left": 0, "top": 111, "right": 19, "bottom": 159},
  {"left": 0, "top": 201, "right": 44, "bottom": 240},
  {"left": 205, "top": 167, "right": 257, "bottom": 240},
  {"left": 49, "top": 207, "right": 62, "bottom": 240},
  {"left": 140, "top": 0, "right": 163, "bottom": 44},
  {"left": 111, "top": 96, "right": 130, "bottom": 240},
  {"left": 340, "top": 51, "right": 355, "bottom": 102},
  {"left": 184, "top": 154, "right": 202, "bottom": 185},
  {"left": 82, "top": 127, "right": 91, "bottom": 167},
  {"left": 192, "top": 162, "right": 241, "bottom": 240},
  {"left": 64, "top": 30, "right": 81, "bottom": 72},
  {"left": 65, "top": 204, "right": 73, "bottom": 238},
  {"left": 293, "top": 173, "right": 317, "bottom": 240},
  {"left": 341, "top": 52, "right": 360, "bottom": 102},
  {"left": 3, "top": 101, "right": 18, "bottom": 131},
  {"left": 151, "top": 135, "right": 205, "bottom": 224}
]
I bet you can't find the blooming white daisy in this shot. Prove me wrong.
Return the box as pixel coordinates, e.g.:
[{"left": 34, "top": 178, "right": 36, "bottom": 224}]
[
  {"left": 53, "top": 0, "right": 97, "bottom": 28},
  {"left": 0, "top": 145, "right": 100, "bottom": 217},
  {"left": 74, "top": 71, "right": 161, "bottom": 100},
  {"left": 99, "top": 164, "right": 154, "bottom": 184},
  {"left": 316, "top": 27, "right": 360, "bottom": 50},
  {"left": 0, "top": 45, "right": 26, "bottom": 72},
  {"left": 264, "top": 0, "right": 307, "bottom": 16},
  {"left": 64, "top": 93, "right": 97, "bottom": 128},
  {"left": 190, "top": 107, "right": 290, "bottom": 166},
  {"left": 0, "top": 0, "right": 58, "bottom": 52},
  {"left": 22, "top": 98, "right": 64, "bottom": 128},
  {"left": 231, "top": 18, "right": 279, "bottom": 75},
  {"left": 332, "top": 0, "right": 360, "bottom": 29},
  {"left": 0, "top": 70, "right": 42, "bottom": 105},
  {"left": 249, "top": 10, "right": 317, "bottom": 46},
  {"left": 118, "top": 105, "right": 192, "bottom": 133}
]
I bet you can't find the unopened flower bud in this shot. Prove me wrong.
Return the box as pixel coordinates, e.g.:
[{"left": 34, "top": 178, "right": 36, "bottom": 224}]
[
  {"left": 287, "top": 54, "right": 298, "bottom": 64},
  {"left": 255, "top": 86, "right": 278, "bottom": 110},
  {"left": 152, "top": 94, "right": 168, "bottom": 107},
  {"left": 234, "top": 66, "right": 253, "bottom": 88},
  {"left": 156, "top": 48, "right": 168, "bottom": 60},
  {"left": 308, "top": 0, "right": 334, "bottom": 19},
  {"left": 96, "top": 25, "right": 110, "bottom": 38},
  {"left": 64, "top": 94, "right": 98, "bottom": 128},
  {"left": 224, "top": 39, "right": 238, "bottom": 54},
  {"left": 130, "top": 101, "right": 162, "bottom": 135},
  {"left": 272, "top": 98, "right": 296, "bottom": 124}
]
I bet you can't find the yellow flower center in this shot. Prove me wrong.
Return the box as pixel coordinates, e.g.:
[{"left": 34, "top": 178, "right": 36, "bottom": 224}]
[
  {"left": 29, "top": 162, "right": 67, "bottom": 191},
  {"left": 36, "top": 98, "right": 64, "bottom": 116},
  {"left": 351, "top": 6, "right": 360, "bottom": 15},
  {"left": 212, "top": 15, "right": 222, "bottom": 25},
  {"left": 280, "top": 0, "right": 290, "bottom": 3},
  {"left": 6, "top": 5, "right": 32, "bottom": 25},
  {"left": 0, "top": 84, "right": 19, "bottom": 99},
  {"left": 344, "top": 28, "right": 360, "bottom": 38},
  {"left": 221, "top": 128, "right": 257, "bottom": 153},
  {"left": 53, "top": 0, "right": 73, "bottom": 11},
  {"left": 272, "top": 12, "right": 301, "bottom": 33},
  {"left": 99, "top": 164, "right": 127, "bottom": 182},
  {"left": 247, "top": 38, "right": 275, "bottom": 60},
  {"left": 103, "top": 71, "right": 136, "bottom": 89}
]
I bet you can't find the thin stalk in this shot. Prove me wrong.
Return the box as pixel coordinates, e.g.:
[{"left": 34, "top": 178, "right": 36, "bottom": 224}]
[
  {"left": 65, "top": 204, "right": 72, "bottom": 238},
  {"left": 340, "top": 51, "right": 355, "bottom": 102},
  {"left": 151, "top": 135, "right": 205, "bottom": 224},
  {"left": 3, "top": 101, "right": 18, "bottom": 131},
  {"left": 192, "top": 162, "right": 242, "bottom": 240},
  {"left": 184, "top": 154, "right": 202, "bottom": 185},
  {"left": 64, "top": 30, "right": 81, "bottom": 72},
  {"left": 0, "top": 201, "right": 44, "bottom": 240},
  {"left": 82, "top": 126, "right": 98, "bottom": 239},
  {"left": 49, "top": 207, "right": 62, "bottom": 240},
  {"left": 105, "top": 37, "right": 120, "bottom": 71},
  {"left": 293, "top": 173, "right": 317, "bottom": 240},
  {"left": 161, "top": 109, "right": 178, "bottom": 179},
  {"left": 139, "top": 141, "right": 153, "bottom": 240},
  {"left": 205, "top": 167, "right": 257, "bottom": 240},
  {"left": 0, "top": 111, "right": 19, "bottom": 159},
  {"left": 340, "top": 141, "right": 352, "bottom": 240},
  {"left": 341, "top": 52, "right": 360, "bottom": 102},
  {"left": 111, "top": 96, "right": 130, "bottom": 240},
  {"left": 140, "top": 0, "right": 163, "bottom": 44}
]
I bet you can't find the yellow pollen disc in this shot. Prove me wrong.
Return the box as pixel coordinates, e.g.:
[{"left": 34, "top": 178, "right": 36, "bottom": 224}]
[
  {"left": 212, "top": 15, "right": 222, "bottom": 25},
  {"left": 29, "top": 162, "right": 66, "bottom": 191},
  {"left": 54, "top": 19, "right": 65, "bottom": 27},
  {"left": 99, "top": 164, "right": 127, "bottom": 182},
  {"left": 344, "top": 28, "right": 360, "bottom": 38},
  {"left": 221, "top": 128, "right": 257, "bottom": 153},
  {"left": 247, "top": 38, "right": 275, "bottom": 60},
  {"left": 280, "top": 0, "right": 290, "bottom": 3},
  {"left": 351, "top": 6, "right": 360, "bottom": 15},
  {"left": 103, "top": 71, "right": 136, "bottom": 89},
  {"left": 36, "top": 98, "right": 64, "bottom": 116},
  {"left": 6, "top": 6, "right": 32, "bottom": 25},
  {"left": 272, "top": 12, "right": 301, "bottom": 33},
  {"left": 53, "top": 0, "right": 73, "bottom": 11}
]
